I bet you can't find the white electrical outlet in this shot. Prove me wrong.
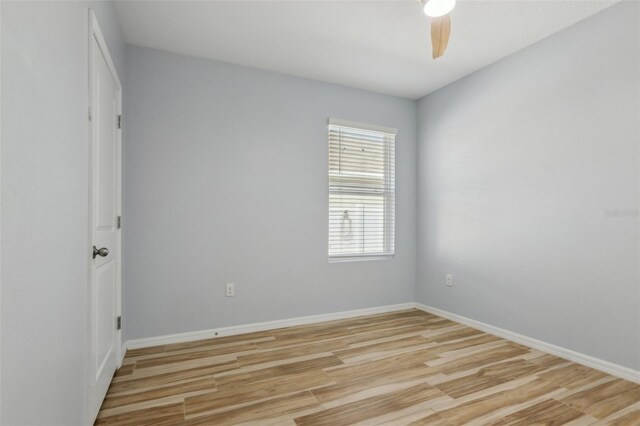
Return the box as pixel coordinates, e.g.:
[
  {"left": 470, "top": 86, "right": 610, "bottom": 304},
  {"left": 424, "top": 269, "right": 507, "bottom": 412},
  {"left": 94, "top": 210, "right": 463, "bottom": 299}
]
[
  {"left": 225, "top": 283, "right": 235, "bottom": 297},
  {"left": 446, "top": 274, "right": 453, "bottom": 287}
]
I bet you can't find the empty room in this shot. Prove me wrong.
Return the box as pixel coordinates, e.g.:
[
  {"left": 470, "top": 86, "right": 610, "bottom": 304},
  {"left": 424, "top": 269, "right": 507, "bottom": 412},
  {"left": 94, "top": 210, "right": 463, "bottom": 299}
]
[{"left": 1, "top": 0, "right": 640, "bottom": 424}]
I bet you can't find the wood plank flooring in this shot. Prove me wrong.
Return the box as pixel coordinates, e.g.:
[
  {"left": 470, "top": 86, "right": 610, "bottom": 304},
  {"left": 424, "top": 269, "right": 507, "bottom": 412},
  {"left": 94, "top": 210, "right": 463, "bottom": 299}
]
[{"left": 96, "top": 309, "right": 640, "bottom": 425}]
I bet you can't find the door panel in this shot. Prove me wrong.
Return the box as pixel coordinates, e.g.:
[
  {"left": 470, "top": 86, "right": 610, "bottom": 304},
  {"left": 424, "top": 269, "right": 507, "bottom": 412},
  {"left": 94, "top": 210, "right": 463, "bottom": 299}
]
[
  {"left": 96, "top": 82, "right": 116, "bottom": 231},
  {"left": 95, "top": 41, "right": 117, "bottom": 233},
  {"left": 95, "top": 261, "right": 115, "bottom": 379}
]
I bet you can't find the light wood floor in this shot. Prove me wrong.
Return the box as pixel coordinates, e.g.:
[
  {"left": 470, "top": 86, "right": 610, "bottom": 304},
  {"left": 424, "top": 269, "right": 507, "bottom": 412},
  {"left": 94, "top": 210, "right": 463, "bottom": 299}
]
[{"left": 96, "top": 309, "right": 640, "bottom": 425}]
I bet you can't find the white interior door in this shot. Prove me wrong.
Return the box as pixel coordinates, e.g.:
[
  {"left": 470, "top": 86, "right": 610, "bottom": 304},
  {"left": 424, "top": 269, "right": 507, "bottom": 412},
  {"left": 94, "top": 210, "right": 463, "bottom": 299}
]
[{"left": 88, "top": 10, "right": 122, "bottom": 422}]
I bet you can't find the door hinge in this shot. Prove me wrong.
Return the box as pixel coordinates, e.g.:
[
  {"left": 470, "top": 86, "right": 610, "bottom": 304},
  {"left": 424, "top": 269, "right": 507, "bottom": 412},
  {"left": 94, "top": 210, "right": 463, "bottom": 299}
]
[
  {"left": 116, "top": 316, "right": 122, "bottom": 331},
  {"left": 88, "top": 107, "right": 92, "bottom": 122},
  {"left": 117, "top": 114, "right": 122, "bottom": 129},
  {"left": 117, "top": 215, "right": 121, "bottom": 229}
]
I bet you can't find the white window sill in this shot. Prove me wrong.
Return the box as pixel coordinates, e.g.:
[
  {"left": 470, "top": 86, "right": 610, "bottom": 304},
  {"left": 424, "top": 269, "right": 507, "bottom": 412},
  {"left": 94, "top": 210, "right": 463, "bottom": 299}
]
[{"left": 329, "top": 255, "right": 394, "bottom": 263}]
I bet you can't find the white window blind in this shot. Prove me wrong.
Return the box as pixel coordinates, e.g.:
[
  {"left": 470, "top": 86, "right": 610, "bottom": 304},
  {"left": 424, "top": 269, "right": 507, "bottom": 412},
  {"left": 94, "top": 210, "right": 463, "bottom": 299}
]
[{"left": 328, "top": 119, "right": 396, "bottom": 260}]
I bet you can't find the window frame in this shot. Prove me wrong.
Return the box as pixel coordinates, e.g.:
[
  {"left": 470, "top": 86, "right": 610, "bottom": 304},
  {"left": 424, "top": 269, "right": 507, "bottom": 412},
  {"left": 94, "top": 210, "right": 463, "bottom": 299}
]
[{"left": 327, "top": 118, "right": 396, "bottom": 262}]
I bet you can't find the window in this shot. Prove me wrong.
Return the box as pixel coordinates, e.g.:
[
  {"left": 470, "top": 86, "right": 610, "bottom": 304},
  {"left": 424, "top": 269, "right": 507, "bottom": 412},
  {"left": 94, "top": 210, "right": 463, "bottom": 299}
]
[{"left": 328, "top": 119, "right": 396, "bottom": 260}]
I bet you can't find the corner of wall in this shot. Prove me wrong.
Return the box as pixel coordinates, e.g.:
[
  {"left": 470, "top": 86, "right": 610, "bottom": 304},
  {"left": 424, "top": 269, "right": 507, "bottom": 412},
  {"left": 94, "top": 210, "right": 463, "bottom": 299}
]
[{"left": 413, "top": 96, "right": 421, "bottom": 304}]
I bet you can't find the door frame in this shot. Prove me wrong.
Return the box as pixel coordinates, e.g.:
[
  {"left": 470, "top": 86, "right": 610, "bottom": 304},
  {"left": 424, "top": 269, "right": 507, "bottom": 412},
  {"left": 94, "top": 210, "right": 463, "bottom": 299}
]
[{"left": 87, "top": 9, "right": 122, "bottom": 423}]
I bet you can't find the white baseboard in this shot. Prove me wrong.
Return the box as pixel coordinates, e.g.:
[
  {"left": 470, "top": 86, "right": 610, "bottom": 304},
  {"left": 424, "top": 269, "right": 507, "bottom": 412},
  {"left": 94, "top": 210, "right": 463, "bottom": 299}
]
[
  {"left": 122, "top": 301, "right": 640, "bottom": 384},
  {"left": 415, "top": 303, "right": 640, "bottom": 384},
  {"left": 120, "top": 341, "right": 128, "bottom": 365},
  {"left": 125, "top": 302, "right": 415, "bottom": 351}
]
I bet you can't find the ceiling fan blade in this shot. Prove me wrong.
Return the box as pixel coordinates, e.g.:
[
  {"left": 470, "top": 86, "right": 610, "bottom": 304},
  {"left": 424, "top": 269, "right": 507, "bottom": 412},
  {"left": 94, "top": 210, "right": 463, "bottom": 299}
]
[{"left": 431, "top": 14, "right": 451, "bottom": 59}]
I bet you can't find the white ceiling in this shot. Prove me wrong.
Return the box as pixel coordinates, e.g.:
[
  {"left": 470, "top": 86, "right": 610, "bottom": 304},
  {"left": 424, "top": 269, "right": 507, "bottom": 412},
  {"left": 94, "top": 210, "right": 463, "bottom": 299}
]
[{"left": 115, "top": 0, "right": 618, "bottom": 99}]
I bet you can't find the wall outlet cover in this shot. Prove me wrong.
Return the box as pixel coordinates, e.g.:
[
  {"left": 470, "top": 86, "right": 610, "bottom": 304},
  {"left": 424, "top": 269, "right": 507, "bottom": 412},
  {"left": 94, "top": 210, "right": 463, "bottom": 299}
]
[{"left": 225, "top": 283, "right": 235, "bottom": 297}]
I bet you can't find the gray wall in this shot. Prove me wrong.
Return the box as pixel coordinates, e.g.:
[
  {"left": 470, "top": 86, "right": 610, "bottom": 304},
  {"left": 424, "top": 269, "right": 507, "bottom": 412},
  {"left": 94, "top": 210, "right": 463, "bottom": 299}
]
[
  {"left": 417, "top": 1, "right": 640, "bottom": 370},
  {"left": 122, "top": 45, "right": 417, "bottom": 341},
  {"left": 1, "top": 1, "right": 125, "bottom": 424}
]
